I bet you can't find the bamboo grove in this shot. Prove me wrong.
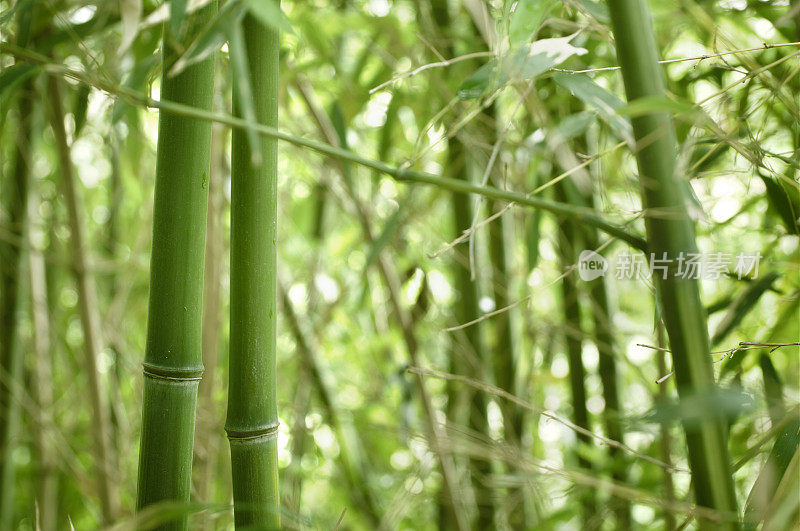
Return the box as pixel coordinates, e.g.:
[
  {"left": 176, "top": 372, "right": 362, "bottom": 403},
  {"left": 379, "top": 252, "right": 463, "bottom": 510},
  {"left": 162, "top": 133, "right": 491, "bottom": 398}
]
[{"left": 0, "top": 0, "right": 798, "bottom": 529}]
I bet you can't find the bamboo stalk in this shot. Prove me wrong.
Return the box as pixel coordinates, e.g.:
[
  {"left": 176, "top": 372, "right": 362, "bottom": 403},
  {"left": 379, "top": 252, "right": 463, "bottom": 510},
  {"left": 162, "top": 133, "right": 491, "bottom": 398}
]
[
  {"left": 280, "top": 285, "right": 382, "bottom": 526},
  {"left": 46, "top": 75, "right": 116, "bottom": 523},
  {"left": 194, "top": 119, "right": 226, "bottom": 510},
  {"left": 606, "top": 0, "right": 739, "bottom": 526},
  {"left": 0, "top": 80, "right": 32, "bottom": 531},
  {"left": 292, "top": 62, "right": 469, "bottom": 531},
  {"left": 226, "top": 12, "right": 280, "bottom": 528},
  {"left": 46, "top": 75, "right": 116, "bottom": 521},
  {"left": 555, "top": 185, "right": 595, "bottom": 523},
  {"left": 27, "top": 180, "right": 58, "bottom": 531},
  {"left": 449, "top": 139, "right": 494, "bottom": 529},
  {"left": 136, "top": 2, "right": 216, "bottom": 527}
]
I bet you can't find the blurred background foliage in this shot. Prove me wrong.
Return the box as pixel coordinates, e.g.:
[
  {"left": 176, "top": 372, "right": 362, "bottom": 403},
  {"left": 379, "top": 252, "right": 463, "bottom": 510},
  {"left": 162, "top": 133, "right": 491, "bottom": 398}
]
[{"left": 0, "top": 0, "right": 798, "bottom": 529}]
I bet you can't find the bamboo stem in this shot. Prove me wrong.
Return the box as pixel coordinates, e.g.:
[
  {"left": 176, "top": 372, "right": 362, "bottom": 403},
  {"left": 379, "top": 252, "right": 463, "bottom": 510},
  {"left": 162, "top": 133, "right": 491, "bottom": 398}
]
[
  {"left": 0, "top": 81, "right": 32, "bottom": 531},
  {"left": 226, "top": 12, "right": 280, "bottom": 528},
  {"left": 555, "top": 185, "right": 595, "bottom": 523},
  {"left": 280, "top": 285, "right": 382, "bottom": 526},
  {"left": 136, "top": 3, "right": 216, "bottom": 527},
  {"left": 46, "top": 75, "right": 116, "bottom": 523},
  {"left": 27, "top": 179, "right": 58, "bottom": 531},
  {"left": 195, "top": 119, "right": 226, "bottom": 509},
  {"left": 293, "top": 64, "right": 469, "bottom": 531},
  {"left": 606, "top": 0, "right": 740, "bottom": 526}
]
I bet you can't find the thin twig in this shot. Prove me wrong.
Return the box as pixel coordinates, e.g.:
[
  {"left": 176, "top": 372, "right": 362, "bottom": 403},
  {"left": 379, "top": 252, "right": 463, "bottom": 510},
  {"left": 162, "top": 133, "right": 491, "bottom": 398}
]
[
  {"left": 553, "top": 41, "right": 800, "bottom": 74},
  {"left": 409, "top": 366, "right": 688, "bottom": 473},
  {"left": 369, "top": 51, "right": 495, "bottom": 94},
  {"left": 640, "top": 342, "right": 800, "bottom": 383}
]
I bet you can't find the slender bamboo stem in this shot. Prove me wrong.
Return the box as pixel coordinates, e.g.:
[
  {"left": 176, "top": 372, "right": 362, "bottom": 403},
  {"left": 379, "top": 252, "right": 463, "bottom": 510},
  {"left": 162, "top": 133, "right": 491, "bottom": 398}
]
[
  {"left": 226, "top": 13, "right": 280, "bottom": 528},
  {"left": 293, "top": 64, "right": 469, "bottom": 531},
  {"left": 195, "top": 119, "right": 226, "bottom": 510},
  {"left": 656, "top": 322, "right": 677, "bottom": 531},
  {"left": 280, "top": 285, "right": 382, "bottom": 526},
  {"left": 606, "top": 0, "right": 739, "bottom": 526},
  {"left": 46, "top": 75, "right": 116, "bottom": 523},
  {"left": 0, "top": 80, "right": 32, "bottom": 531},
  {"left": 451, "top": 142, "right": 494, "bottom": 529},
  {"left": 136, "top": 3, "right": 216, "bottom": 527},
  {"left": 27, "top": 181, "right": 58, "bottom": 531},
  {"left": 554, "top": 184, "right": 595, "bottom": 523}
]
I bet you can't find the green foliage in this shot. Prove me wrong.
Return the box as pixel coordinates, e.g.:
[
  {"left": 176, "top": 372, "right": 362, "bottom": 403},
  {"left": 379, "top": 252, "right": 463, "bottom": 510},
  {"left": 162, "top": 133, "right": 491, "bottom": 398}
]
[{"left": 0, "top": 0, "right": 798, "bottom": 529}]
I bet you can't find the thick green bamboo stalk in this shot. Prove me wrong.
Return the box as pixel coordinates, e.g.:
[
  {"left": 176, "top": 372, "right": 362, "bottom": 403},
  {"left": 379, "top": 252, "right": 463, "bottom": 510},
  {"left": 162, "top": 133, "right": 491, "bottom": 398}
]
[
  {"left": 47, "top": 75, "right": 116, "bottom": 523},
  {"left": 136, "top": 3, "right": 216, "bottom": 526},
  {"left": 606, "top": 0, "right": 739, "bottom": 526},
  {"left": 226, "top": 13, "right": 280, "bottom": 528},
  {"left": 0, "top": 80, "right": 32, "bottom": 531}
]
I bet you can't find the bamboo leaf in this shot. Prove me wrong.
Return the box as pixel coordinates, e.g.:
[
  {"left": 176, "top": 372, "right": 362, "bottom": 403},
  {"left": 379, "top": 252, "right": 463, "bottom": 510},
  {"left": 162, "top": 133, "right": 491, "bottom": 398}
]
[
  {"left": 711, "top": 271, "right": 780, "bottom": 346},
  {"left": 509, "top": 0, "right": 555, "bottom": 45},
  {"left": 573, "top": 0, "right": 609, "bottom": 23},
  {"left": 552, "top": 72, "right": 634, "bottom": 145},
  {"left": 72, "top": 84, "right": 91, "bottom": 136},
  {"left": 554, "top": 110, "right": 596, "bottom": 140},
  {"left": 616, "top": 95, "right": 699, "bottom": 119},
  {"left": 229, "top": 20, "right": 262, "bottom": 166},
  {"left": 242, "top": 0, "right": 292, "bottom": 33},
  {"left": 119, "top": 0, "right": 142, "bottom": 54},
  {"left": 169, "top": 0, "right": 247, "bottom": 77},
  {"left": 745, "top": 413, "right": 800, "bottom": 528},
  {"left": 0, "top": 64, "right": 38, "bottom": 99},
  {"left": 111, "top": 54, "right": 159, "bottom": 123},
  {"left": 644, "top": 388, "right": 756, "bottom": 426},
  {"left": 170, "top": 0, "right": 188, "bottom": 35},
  {"left": 458, "top": 35, "right": 587, "bottom": 99},
  {"left": 363, "top": 203, "right": 405, "bottom": 273},
  {"left": 760, "top": 172, "right": 800, "bottom": 235}
]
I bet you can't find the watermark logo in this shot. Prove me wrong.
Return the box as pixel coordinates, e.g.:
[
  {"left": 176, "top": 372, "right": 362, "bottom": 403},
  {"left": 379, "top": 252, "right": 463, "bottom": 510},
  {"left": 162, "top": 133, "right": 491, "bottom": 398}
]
[
  {"left": 578, "top": 250, "right": 608, "bottom": 281},
  {"left": 576, "top": 251, "right": 762, "bottom": 281}
]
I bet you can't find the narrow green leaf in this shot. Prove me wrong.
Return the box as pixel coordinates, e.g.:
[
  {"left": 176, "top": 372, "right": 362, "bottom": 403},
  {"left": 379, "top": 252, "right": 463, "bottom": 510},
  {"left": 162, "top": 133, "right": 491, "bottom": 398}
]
[
  {"left": 170, "top": 0, "right": 188, "bottom": 35},
  {"left": 112, "top": 54, "right": 159, "bottom": 123},
  {"left": 744, "top": 412, "right": 800, "bottom": 528},
  {"left": 363, "top": 203, "right": 405, "bottom": 273},
  {"left": 553, "top": 110, "right": 596, "bottom": 140},
  {"left": 458, "top": 35, "right": 587, "bottom": 99},
  {"left": 552, "top": 72, "right": 633, "bottom": 145},
  {"left": 72, "top": 84, "right": 91, "bottom": 136},
  {"left": 169, "top": 0, "right": 247, "bottom": 77},
  {"left": 120, "top": 0, "right": 143, "bottom": 54},
  {"left": 509, "top": 0, "right": 555, "bottom": 45},
  {"left": 616, "top": 95, "right": 698, "bottom": 119},
  {"left": 644, "top": 388, "right": 756, "bottom": 426},
  {"left": 711, "top": 271, "right": 780, "bottom": 346},
  {"left": 0, "top": 64, "right": 38, "bottom": 99},
  {"left": 573, "top": 0, "right": 609, "bottom": 23},
  {"left": 229, "top": 19, "right": 261, "bottom": 166},
  {"left": 242, "top": 0, "right": 292, "bottom": 33},
  {"left": 760, "top": 172, "right": 800, "bottom": 235}
]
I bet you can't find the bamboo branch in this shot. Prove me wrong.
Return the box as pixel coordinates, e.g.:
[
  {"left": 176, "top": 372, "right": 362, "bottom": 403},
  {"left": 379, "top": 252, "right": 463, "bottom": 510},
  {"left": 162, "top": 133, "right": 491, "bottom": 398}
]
[{"left": 0, "top": 43, "right": 648, "bottom": 253}]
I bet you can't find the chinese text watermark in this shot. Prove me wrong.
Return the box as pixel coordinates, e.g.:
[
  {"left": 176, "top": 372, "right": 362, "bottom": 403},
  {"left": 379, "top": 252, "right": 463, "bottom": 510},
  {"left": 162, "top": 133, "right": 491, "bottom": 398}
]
[{"left": 578, "top": 251, "right": 761, "bottom": 281}]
